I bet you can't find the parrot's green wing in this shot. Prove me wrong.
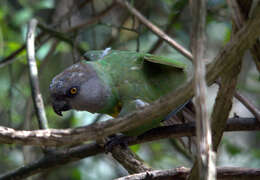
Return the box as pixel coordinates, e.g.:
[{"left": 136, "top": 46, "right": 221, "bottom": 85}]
[{"left": 143, "top": 54, "right": 187, "bottom": 70}]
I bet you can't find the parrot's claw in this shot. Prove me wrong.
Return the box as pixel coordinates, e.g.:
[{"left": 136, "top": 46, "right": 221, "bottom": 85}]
[{"left": 105, "top": 135, "right": 129, "bottom": 153}]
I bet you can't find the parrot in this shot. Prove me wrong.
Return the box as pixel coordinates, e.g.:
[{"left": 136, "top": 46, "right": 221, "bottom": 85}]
[{"left": 49, "top": 49, "right": 192, "bottom": 136}]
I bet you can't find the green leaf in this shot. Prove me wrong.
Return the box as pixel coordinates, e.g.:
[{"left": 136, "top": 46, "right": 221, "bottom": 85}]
[
  {"left": 130, "top": 144, "right": 140, "bottom": 152},
  {"left": 56, "top": 42, "right": 71, "bottom": 53},
  {"left": 37, "top": 42, "right": 52, "bottom": 60},
  {"left": 224, "top": 28, "right": 231, "bottom": 44},
  {"left": 71, "top": 168, "right": 81, "bottom": 180},
  {"left": 13, "top": 9, "right": 32, "bottom": 26},
  {"left": 225, "top": 142, "right": 242, "bottom": 156}
]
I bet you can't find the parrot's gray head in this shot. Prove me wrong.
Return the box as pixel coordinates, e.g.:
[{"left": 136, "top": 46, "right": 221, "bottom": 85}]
[{"left": 49, "top": 62, "right": 110, "bottom": 116}]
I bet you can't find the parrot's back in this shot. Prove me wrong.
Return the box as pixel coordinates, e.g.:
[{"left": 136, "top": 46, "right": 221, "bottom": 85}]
[{"left": 86, "top": 50, "right": 191, "bottom": 101}]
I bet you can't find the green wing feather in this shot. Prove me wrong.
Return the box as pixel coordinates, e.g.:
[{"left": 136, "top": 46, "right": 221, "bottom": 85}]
[{"left": 143, "top": 54, "right": 187, "bottom": 70}]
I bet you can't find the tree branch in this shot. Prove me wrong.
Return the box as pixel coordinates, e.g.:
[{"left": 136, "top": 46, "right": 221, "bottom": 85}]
[
  {"left": 189, "top": 29, "right": 243, "bottom": 180},
  {"left": 115, "top": 167, "right": 260, "bottom": 180},
  {"left": 235, "top": 92, "right": 260, "bottom": 121},
  {"left": 190, "top": 0, "right": 216, "bottom": 179},
  {"left": 212, "top": 63, "right": 242, "bottom": 151},
  {"left": 26, "top": 19, "right": 48, "bottom": 129},
  {"left": 110, "top": 146, "right": 152, "bottom": 174},
  {"left": 0, "top": 117, "right": 258, "bottom": 146},
  {"left": 0, "top": 117, "right": 259, "bottom": 180}
]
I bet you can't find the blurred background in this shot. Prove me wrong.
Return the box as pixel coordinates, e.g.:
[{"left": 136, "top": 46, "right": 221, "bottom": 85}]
[{"left": 0, "top": 0, "right": 259, "bottom": 179}]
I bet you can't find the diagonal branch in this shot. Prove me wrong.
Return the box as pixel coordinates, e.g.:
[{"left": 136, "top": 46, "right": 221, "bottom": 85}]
[
  {"left": 212, "top": 64, "right": 242, "bottom": 151},
  {"left": 234, "top": 92, "right": 260, "bottom": 121}
]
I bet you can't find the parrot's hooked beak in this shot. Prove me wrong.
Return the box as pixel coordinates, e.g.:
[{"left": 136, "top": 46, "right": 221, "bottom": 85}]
[{"left": 51, "top": 100, "right": 71, "bottom": 116}]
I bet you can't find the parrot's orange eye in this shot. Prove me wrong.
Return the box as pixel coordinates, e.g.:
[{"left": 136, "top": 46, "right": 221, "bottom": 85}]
[{"left": 70, "top": 87, "right": 77, "bottom": 95}]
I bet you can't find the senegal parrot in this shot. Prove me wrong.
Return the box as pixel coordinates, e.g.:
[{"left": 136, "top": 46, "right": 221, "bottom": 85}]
[{"left": 49, "top": 49, "right": 192, "bottom": 135}]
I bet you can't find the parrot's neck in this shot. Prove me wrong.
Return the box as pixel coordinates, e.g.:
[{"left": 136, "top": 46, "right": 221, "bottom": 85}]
[{"left": 88, "top": 62, "right": 119, "bottom": 114}]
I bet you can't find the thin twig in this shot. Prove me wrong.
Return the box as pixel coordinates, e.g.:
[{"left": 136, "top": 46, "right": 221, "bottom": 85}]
[
  {"left": 53, "top": 0, "right": 93, "bottom": 29},
  {"left": 227, "top": 0, "right": 245, "bottom": 28},
  {"left": 67, "top": 2, "right": 116, "bottom": 33},
  {"left": 115, "top": 0, "right": 193, "bottom": 60},
  {"left": 37, "top": 23, "right": 86, "bottom": 55},
  {"left": 234, "top": 92, "right": 260, "bottom": 121},
  {"left": 26, "top": 19, "right": 48, "bottom": 129},
  {"left": 98, "top": 22, "right": 139, "bottom": 33}
]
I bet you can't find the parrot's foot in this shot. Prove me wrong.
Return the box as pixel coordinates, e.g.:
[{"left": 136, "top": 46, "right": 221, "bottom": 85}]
[{"left": 105, "top": 135, "right": 129, "bottom": 153}]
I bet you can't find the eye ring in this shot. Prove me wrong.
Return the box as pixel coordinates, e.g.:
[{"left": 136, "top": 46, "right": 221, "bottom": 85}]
[{"left": 69, "top": 87, "right": 78, "bottom": 95}]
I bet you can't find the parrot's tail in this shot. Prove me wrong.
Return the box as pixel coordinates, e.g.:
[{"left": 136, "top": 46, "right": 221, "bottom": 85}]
[
  {"left": 163, "top": 100, "right": 193, "bottom": 124},
  {"left": 161, "top": 100, "right": 196, "bottom": 159}
]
